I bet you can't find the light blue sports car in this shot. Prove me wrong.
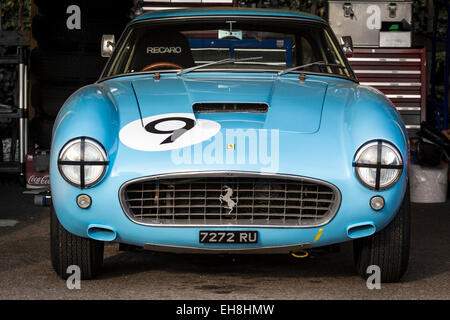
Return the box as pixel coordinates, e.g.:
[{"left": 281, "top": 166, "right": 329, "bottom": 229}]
[{"left": 49, "top": 8, "right": 410, "bottom": 282}]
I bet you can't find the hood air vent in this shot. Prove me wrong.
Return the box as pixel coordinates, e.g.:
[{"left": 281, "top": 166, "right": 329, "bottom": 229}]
[{"left": 193, "top": 103, "right": 269, "bottom": 114}]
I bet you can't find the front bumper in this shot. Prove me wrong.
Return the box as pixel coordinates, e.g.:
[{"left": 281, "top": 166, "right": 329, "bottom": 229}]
[{"left": 50, "top": 168, "right": 408, "bottom": 252}]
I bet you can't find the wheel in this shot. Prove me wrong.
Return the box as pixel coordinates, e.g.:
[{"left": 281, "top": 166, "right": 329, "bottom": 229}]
[
  {"left": 30, "top": 48, "right": 106, "bottom": 82},
  {"left": 353, "top": 186, "right": 411, "bottom": 283},
  {"left": 50, "top": 206, "right": 104, "bottom": 280}
]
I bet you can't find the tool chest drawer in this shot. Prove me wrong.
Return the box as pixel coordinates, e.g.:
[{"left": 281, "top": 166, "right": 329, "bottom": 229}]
[{"left": 348, "top": 47, "right": 426, "bottom": 131}]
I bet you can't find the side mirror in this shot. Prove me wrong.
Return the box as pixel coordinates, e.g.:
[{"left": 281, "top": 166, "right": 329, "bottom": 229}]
[
  {"left": 340, "top": 36, "right": 354, "bottom": 58},
  {"left": 101, "top": 34, "right": 115, "bottom": 57}
]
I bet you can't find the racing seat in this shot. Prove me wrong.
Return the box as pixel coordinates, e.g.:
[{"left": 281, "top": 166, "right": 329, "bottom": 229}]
[{"left": 132, "top": 30, "right": 195, "bottom": 71}]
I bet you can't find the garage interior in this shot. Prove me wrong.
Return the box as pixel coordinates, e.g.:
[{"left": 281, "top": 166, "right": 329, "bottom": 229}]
[{"left": 0, "top": 0, "right": 449, "bottom": 299}]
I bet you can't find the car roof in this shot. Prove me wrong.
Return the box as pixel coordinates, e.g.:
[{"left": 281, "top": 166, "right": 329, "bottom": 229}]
[{"left": 132, "top": 7, "right": 325, "bottom": 23}]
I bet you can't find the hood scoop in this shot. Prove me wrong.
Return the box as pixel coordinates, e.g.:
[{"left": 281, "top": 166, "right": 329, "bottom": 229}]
[
  {"left": 193, "top": 103, "right": 269, "bottom": 114},
  {"left": 130, "top": 76, "right": 328, "bottom": 134}
]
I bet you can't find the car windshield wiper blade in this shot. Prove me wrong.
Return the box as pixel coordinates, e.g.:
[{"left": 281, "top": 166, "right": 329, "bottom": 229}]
[
  {"left": 277, "top": 61, "right": 346, "bottom": 76},
  {"left": 177, "top": 56, "right": 263, "bottom": 76}
]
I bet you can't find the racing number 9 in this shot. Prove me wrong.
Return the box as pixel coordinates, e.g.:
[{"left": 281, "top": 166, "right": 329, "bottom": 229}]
[{"left": 145, "top": 117, "right": 196, "bottom": 145}]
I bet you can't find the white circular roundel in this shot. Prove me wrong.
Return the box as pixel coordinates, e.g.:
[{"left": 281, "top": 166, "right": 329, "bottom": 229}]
[{"left": 119, "top": 113, "right": 221, "bottom": 151}]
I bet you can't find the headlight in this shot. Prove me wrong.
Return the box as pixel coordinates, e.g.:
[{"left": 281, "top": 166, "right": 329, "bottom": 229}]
[
  {"left": 353, "top": 140, "right": 403, "bottom": 190},
  {"left": 58, "top": 137, "right": 108, "bottom": 188}
]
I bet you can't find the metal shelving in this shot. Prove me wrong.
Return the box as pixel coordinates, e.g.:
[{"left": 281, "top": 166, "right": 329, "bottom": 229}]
[{"left": 0, "top": 31, "right": 28, "bottom": 175}]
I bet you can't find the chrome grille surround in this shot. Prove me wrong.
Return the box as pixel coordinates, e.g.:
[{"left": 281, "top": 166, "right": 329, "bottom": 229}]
[{"left": 119, "top": 171, "right": 341, "bottom": 228}]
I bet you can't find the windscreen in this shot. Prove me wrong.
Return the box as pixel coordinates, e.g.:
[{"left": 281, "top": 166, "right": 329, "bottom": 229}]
[{"left": 103, "top": 17, "right": 354, "bottom": 80}]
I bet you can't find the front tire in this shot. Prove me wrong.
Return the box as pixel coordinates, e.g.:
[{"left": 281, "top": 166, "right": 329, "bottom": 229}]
[
  {"left": 353, "top": 186, "right": 411, "bottom": 283},
  {"left": 50, "top": 206, "right": 104, "bottom": 279}
]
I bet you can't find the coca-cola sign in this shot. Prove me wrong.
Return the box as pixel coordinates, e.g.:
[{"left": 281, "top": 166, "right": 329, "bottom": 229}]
[{"left": 28, "top": 175, "right": 50, "bottom": 185}]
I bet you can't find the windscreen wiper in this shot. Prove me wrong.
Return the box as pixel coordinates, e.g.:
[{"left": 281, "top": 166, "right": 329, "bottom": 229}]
[
  {"left": 177, "top": 56, "right": 263, "bottom": 76},
  {"left": 277, "top": 61, "right": 346, "bottom": 76}
]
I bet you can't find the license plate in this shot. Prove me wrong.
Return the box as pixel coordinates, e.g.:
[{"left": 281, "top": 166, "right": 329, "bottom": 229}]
[{"left": 199, "top": 231, "right": 258, "bottom": 244}]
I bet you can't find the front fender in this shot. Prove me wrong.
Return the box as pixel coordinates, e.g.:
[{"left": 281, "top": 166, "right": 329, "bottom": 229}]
[
  {"left": 50, "top": 84, "right": 121, "bottom": 203},
  {"left": 52, "top": 84, "right": 120, "bottom": 155}
]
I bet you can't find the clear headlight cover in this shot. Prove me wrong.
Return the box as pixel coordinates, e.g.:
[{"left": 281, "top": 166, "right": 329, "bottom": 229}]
[
  {"left": 58, "top": 138, "right": 108, "bottom": 188},
  {"left": 354, "top": 141, "right": 403, "bottom": 190}
]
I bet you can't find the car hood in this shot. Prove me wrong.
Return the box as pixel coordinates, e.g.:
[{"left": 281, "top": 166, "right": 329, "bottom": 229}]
[
  {"left": 53, "top": 73, "right": 407, "bottom": 179},
  {"left": 130, "top": 75, "right": 328, "bottom": 133}
]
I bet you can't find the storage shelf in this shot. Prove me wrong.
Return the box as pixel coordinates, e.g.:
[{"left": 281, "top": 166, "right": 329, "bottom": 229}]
[{"left": 0, "top": 31, "right": 29, "bottom": 175}]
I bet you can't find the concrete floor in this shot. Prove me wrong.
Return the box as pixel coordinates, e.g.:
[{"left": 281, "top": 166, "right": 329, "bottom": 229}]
[{"left": 0, "top": 178, "right": 449, "bottom": 300}]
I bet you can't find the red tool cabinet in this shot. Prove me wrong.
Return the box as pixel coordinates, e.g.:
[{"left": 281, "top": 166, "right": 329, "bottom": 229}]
[{"left": 348, "top": 47, "right": 426, "bottom": 132}]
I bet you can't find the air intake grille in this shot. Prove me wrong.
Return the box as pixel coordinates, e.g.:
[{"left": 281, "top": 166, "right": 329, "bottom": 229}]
[
  {"left": 121, "top": 175, "right": 339, "bottom": 227},
  {"left": 193, "top": 103, "right": 268, "bottom": 113}
]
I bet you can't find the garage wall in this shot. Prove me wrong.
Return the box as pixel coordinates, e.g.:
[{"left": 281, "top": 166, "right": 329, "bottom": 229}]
[{"left": 29, "top": 0, "right": 134, "bottom": 148}]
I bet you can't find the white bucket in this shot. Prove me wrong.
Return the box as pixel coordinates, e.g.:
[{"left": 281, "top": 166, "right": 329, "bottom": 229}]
[{"left": 410, "top": 164, "right": 449, "bottom": 203}]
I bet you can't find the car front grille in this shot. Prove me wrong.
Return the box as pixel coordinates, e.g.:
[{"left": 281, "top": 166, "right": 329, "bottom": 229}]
[{"left": 120, "top": 173, "right": 340, "bottom": 227}]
